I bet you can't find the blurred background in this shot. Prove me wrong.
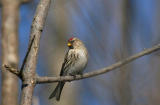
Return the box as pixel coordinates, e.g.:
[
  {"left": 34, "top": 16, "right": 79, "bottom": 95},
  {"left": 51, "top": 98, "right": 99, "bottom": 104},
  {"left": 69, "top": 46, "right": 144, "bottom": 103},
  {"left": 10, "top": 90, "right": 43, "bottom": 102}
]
[{"left": 1, "top": 0, "right": 160, "bottom": 105}]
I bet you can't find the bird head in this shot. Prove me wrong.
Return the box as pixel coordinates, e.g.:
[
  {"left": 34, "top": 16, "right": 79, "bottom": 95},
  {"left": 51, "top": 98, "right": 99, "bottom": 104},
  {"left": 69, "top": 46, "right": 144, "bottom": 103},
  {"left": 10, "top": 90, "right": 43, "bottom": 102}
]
[{"left": 67, "top": 37, "right": 84, "bottom": 49}]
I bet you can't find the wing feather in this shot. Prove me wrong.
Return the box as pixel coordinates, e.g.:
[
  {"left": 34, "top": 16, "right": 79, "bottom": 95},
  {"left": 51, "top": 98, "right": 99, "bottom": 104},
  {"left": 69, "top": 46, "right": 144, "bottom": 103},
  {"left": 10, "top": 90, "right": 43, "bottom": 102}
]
[{"left": 60, "top": 50, "right": 77, "bottom": 76}]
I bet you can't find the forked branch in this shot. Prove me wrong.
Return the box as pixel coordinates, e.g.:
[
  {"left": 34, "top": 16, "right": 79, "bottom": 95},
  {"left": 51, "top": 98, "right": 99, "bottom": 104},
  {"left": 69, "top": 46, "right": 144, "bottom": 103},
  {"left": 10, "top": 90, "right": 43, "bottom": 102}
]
[{"left": 4, "top": 43, "right": 160, "bottom": 84}]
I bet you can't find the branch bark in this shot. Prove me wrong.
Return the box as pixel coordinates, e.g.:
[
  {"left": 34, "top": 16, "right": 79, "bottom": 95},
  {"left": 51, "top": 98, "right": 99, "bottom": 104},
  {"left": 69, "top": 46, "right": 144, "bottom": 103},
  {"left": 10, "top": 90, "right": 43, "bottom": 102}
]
[
  {"left": 36, "top": 43, "right": 160, "bottom": 83},
  {"left": 0, "top": 0, "right": 31, "bottom": 5},
  {"left": 2, "top": 0, "right": 160, "bottom": 105},
  {"left": 1, "top": 0, "right": 20, "bottom": 105},
  {"left": 3, "top": 65, "right": 20, "bottom": 77},
  {"left": 4, "top": 42, "right": 160, "bottom": 85},
  {"left": 19, "top": 0, "right": 51, "bottom": 105}
]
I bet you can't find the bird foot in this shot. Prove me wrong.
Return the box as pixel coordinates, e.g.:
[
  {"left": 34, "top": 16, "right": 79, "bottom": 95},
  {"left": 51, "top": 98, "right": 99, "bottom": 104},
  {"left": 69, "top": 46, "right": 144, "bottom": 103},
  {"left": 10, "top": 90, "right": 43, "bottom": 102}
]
[{"left": 68, "top": 73, "right": 76, "bottom": 82}]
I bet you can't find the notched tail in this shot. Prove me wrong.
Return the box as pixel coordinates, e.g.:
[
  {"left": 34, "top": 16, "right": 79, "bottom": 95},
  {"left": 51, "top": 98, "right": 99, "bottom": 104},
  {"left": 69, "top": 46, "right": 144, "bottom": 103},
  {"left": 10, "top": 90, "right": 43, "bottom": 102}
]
[{"left": 49, "top": 82, "right": 65, "bottom": 101}]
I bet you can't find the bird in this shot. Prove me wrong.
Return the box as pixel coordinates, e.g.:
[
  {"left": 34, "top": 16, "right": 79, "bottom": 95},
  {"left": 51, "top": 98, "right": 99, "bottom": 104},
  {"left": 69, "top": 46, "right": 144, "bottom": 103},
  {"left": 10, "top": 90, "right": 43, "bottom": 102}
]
[{"left": 49, "top": 37, "right": 88, "bottom": 101}]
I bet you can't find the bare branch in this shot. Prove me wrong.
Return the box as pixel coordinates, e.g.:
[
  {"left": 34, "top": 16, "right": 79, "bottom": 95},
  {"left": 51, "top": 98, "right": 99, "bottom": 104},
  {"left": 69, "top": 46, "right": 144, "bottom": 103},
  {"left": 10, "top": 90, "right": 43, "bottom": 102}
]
[
  {"left": 36, "top": 43, "right": 160, "bottom": 84},
  {"left": 1, "top": 0, "right": 20, "bottom": 105},
  {"left": 3, "top": 65, "right": 20, "bottom": 77},
  {"left": 22, "top": 0, "right": 31, "bottom": 4},
  {"left": 0, "top": 0, "right": 31, "bottom": 6},
  {"left": 20, "top": 35, "right": 35, "bottom": 72},
  {"left": 20, "top": 0, "right": 51, "bottom": 105}
]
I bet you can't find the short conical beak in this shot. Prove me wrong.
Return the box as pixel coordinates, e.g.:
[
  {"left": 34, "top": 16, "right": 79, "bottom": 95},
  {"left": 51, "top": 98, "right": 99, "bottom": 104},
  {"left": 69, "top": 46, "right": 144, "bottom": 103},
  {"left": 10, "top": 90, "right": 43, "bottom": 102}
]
[{"left": 67, "top": 42, "right": 72, "bottom": 47}]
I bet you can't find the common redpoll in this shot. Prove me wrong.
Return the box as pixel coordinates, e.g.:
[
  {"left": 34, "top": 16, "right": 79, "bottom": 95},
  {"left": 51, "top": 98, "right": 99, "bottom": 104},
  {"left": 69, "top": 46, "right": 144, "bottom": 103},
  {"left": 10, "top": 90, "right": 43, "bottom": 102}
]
[{"left": 49, "top": 37, "right": 88, "bottom": 101}]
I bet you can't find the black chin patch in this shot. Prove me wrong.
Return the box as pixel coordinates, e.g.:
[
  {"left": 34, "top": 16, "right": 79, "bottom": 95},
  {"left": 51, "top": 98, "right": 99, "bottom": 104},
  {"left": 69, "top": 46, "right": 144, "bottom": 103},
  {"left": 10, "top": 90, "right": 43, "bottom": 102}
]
[{"left": 69, "top": 46, "right": 74, "bottom": 49}]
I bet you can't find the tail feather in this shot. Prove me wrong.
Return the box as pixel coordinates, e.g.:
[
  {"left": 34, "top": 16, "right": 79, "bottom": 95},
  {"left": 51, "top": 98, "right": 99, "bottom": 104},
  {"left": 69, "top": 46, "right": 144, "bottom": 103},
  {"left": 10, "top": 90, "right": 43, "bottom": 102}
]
[
  {"left": 49, "top": 82, "right": 65, "bottom": 101},
  {"left": 49, "top": 83, "right": 59, "bottom": 99}
]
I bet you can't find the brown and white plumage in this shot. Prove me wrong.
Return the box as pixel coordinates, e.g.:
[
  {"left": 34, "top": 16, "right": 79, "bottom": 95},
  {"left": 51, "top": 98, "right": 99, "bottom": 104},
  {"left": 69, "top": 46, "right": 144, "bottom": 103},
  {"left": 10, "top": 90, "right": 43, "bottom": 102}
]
[{"left": 49, "top": 37, "right": 88, "bottom": 101}]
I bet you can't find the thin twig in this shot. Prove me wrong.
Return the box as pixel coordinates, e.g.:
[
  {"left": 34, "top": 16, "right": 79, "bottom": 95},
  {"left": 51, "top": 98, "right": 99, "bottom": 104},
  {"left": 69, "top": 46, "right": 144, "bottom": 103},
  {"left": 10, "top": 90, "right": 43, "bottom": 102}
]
[
  {"left": 2, "top": 36, "right": 35, "bottom": 79},
  {"left": 3, "top": 65, "right": 20, "bottom": 77},
  {"left": 20, "top": 35, "right": 35, "bottom": 72},
  {"left": 36, "top": 43, "right": 160, "bottom": 84}
]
